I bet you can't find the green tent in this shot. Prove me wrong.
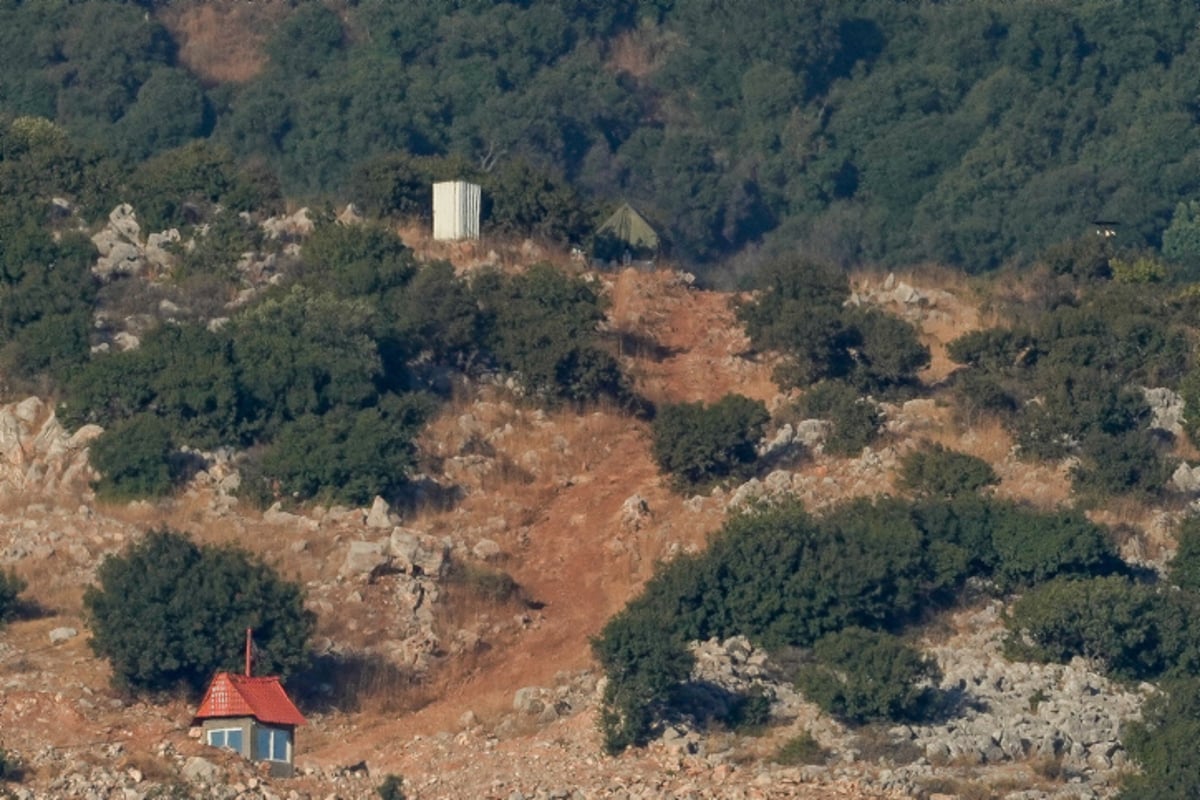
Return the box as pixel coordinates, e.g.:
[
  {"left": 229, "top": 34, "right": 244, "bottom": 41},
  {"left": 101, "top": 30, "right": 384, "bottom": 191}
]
[{"left": 594, "top": 203, "right": 659, "bottom": 260}]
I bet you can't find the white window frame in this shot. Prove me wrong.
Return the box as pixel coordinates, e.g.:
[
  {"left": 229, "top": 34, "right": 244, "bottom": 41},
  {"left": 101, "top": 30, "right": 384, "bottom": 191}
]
[{"left": 206, "top": 727, "right": 244, "bottom": 753}]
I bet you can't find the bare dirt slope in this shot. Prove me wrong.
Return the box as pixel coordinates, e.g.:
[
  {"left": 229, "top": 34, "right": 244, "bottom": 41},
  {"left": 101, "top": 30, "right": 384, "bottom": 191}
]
[{"left": 0, "top": 266, "right": 1090, "bottom": 799}]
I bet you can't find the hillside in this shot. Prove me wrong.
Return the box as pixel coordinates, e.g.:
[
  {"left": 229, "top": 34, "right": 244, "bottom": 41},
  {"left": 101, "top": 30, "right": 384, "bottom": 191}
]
[
  {"left": 2, "top": 253, "right": 1180, "bottom": 799},
  {"left": 6, "top": 0, "right": 1200, "bottom": 274}
]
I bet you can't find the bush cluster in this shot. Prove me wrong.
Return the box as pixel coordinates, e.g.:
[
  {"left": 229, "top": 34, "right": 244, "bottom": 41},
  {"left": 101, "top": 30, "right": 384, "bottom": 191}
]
[
  {"left": 650, "top": 394, "right": 769, "bottom": 489},
  {"left": 593, "top": 495, "right": 1121, "bottom": 749},
  {"left": 83, "top": 528, "right": 315, "bottom": 695}
]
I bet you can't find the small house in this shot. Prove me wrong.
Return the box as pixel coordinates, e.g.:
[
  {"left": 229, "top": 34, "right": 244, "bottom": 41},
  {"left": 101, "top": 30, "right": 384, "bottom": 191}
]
[{"left": 194, "top": 671, "right": 306, "bottom": 777}]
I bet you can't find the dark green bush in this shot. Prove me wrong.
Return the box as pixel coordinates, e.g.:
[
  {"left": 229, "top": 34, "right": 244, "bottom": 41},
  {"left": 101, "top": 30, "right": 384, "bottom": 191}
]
[
  {"left": 795, "top": 628, "right": 941, "bottom": 725},
  {"left": 1169, "top": 517, "right": 1200, "bottom": 593},
  {"left": 988, "top": 506, "right": 1120, "bottom": 591},
  {"left": 1120, "top": 678, "right": 1200, "bottom": 799},
  {"left": 0, "top": 568, "right": 26, "bottom": 624},
  {"left": 84, "top": 528, "right": 315, "bottom": 695},
  {"left": 478, "top": 264, "right": 633, "bottom": 405},
  {"left": 89, "top": 413, "right": 177, "bottom": 500},
  {"left": 250, "top": 393, "right": 431, "bottom": 506},
  {"left": 650, "top": 394, "right": 768, "bottom": 489},
  {"left": 1004, "top": 576, "right": 1186, "bottom": 682},
  {"left": 0, "top": 746, "right": 23, "bottom": 782},
  {"left": 376, "top": 774, "right": 406, "bottom": 800},
  {"left": 899, "top": 443, "right": 998, "bottom": 498},
  {"left": 592, "top": 609, "right": 694, "bottom": 753},
  {"left": 796, "top": 381, "right": 880, "bottom": 456}
]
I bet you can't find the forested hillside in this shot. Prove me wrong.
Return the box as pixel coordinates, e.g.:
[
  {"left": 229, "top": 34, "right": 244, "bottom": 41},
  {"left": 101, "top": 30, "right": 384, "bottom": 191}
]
[{"left": 4, "top": 0, "right": 1200, "bottom": 275}]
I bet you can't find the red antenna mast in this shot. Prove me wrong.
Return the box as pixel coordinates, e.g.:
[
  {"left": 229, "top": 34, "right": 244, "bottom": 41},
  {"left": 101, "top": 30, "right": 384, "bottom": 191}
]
[{"left": 245, "top": 628, "right": 253, "bottom": 677}]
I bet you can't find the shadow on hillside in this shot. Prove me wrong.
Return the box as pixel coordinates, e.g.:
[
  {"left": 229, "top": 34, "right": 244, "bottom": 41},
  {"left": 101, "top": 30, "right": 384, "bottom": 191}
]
[
  {"left": 291, "top": 650, "right": 431, "bottom": 715},
  {"left": 610, "top": 329, "right": 680, "bottom": 362},
  {"left": 392, "top": 476, "right": 466, "bottom": 516}
]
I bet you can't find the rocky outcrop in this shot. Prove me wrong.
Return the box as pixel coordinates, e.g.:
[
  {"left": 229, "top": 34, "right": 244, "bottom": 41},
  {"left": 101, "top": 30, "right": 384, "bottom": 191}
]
[
  {"left": 0, "top": 397, "right": 99, "bottom": 498},
  {"left": 90, "top": 204, "right": 179, "bottom": 280}
]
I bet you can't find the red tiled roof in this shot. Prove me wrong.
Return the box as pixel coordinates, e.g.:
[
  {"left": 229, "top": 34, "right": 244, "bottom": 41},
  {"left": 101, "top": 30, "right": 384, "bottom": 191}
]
[{"left": 194, "top": 672, "right": 306, "bottom": 727}]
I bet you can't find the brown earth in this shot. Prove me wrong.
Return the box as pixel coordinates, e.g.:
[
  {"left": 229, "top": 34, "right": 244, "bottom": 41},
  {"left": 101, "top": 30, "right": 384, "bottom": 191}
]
[{"left": 0, "top": 263, "right": 1103, "bottom": 799}]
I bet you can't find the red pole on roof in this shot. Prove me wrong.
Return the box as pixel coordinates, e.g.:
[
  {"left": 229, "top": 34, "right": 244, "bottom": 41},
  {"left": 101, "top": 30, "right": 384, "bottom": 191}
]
[{"left": 245, "top": 628, "right": 252, "bottom": 677}]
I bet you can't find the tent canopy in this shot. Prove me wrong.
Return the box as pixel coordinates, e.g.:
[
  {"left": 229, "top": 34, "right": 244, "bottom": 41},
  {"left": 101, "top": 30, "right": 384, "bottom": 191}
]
[{"left": 596, "top": 203, "right": 659, "bottom": 252}]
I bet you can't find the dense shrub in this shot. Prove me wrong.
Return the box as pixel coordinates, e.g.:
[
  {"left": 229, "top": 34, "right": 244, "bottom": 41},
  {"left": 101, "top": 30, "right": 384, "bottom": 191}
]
[
  {"left": 988, "top": 507, "right": 1120, "bottom": 591},
  {"left": 899, "top": 443, "right": 997, "bottom": 498},
  {"left": 1120, "top": 678, "right": 1200, "bottom": 799},
  {"left": 737, "top": 258, "right": 927, "bottom": 391},
  {"left": 592, "top": 608, "right": 694, "bottom": 753},
  {"left": 88, "top": 413, "right": 177, "bottom": 500},
  {"left": 795, "top": 628, "right": 941, "bottom": 725},
  {"left": 84, "top": 528, "right": 314, "bottom": 695},
  {"left": 250, "top": 393, "right": 432, "bottom": 506},
  {"left": 478, "top": 264, "right": 633, "bottom": 405},
  {"left": 1005, "top": 576, "right": 1187, "bottom": 682},
  {"left": 796, "top": 381, "right": 881, "bottom": 456},
  {"left": 1169, "top": 517, "right": 1200, "bottom": 593},
  {"left": 650, "top": 394, "right": 769, "bottom": 488},
  {"left": 0, "top": 568, "right": 26, "bottom": 624}
]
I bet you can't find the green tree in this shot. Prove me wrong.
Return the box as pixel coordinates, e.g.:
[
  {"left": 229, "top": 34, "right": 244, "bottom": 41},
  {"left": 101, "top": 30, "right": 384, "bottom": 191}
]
[
  {"left": 591, "top": 608, "right": 694, "bottom": 753},
  {"left": 795, "top": 627, "right": 941, "bottom": 725},
  {"left": 796, "top": 381, "right": 881, "bottom": 457},
  {"left": 230, "top": 288, "right": 383, "bottom": 438},
  {"left": 1005, "top": 576, "right": 1182, "bottom": 682},
  {"left": 479, "top": 264, "right": 631, "bottom": 405},
  {"left": 899, "top": 443, "right": 998, "bottom": 498},
  {"left": 88, "top": 413, "right": 177, "bottom": 500},
  {"left": 252, "top": 394, "right": 431, "bottom": 506},
  {"left": 989, "top": 506, "right": 1120, "bottom": 591},
  {"left": 1121, "top": 678, "right": 1200, "bottom": 799},
  {"left": 84, "top": 529, "right": 315, "bottom": 695},
  {"left": 299, "top": 221, "right": 416, "bottom": 299},
  {"left": 650, "top": 394, "right": 769, "bottom": 488},
  {"left": 1162, "top": 200, "right": 1200, "bottom": 282},
  {"left": 1169, "top": 516, "right": 1200, "bottom": 593}
]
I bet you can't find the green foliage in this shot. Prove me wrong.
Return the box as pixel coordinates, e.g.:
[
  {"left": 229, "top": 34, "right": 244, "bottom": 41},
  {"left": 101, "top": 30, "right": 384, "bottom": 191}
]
[
  {"left": 89, "top": 414, "right": 177, "bottom": 500},
  {"left": 592, "top": 608, "right": 694, "bottom": 752},
  {"left": 231, "top": 288, "right": 383, "bottom": 438},
  {"left": 299, "top": 221, "right": 416, "bottom": 299},
  {"left": 0, "top": 568, "right": 26, "bottom": 625},
  {"left": 595, "top": 492, "right": 1130, "bottom": 751},
  {"left": 390, "top": 260, "right": 485, "bottom": 369},
  {"left": 1111, "top": 254, "right": 1168, "bottom": 285},
  {"left": 376, "top": 774, "right": 406, "bottom": 800},
  {"left": 650, "top": 394, "right": 768, "bottom": 488},
  {"left": 128, "top": 142, "right": 278, "bottom": 231},
  {"left": 795, "top": 628, "right": 941, "bottom": 725},
  {"left": 988, "top": 507, "right": 1120, "bottom": 591},
  {"left": 0, "top": 745, "right": 23, "bottom": 783},
  {"left": 1120, "top": 678, "right": 1200, "bottom": 799},
  {"left": 773, "top": 731, "right": 828, "bottom": 766},
  {"left": 0, "top": 216, "right": 97, "bottom": 381},
  {"left": 738, "top": 258, "right": 927, "bottom": 391},
  {"left": 478, "top": 264, "right": 632, "bottom": 405},
  {"left": 899, "top": 443, "right": 998, "bottom": 498},
  {"left": 481, "top": 159, "right": 590, "bottom": 242},
  {"left": 1169, "top": 517, "right": 1200, "bottom": 593},
  {"left": 249, "top": 394, "right": 431, "bottom": 506},
  {"left": 83, "top": 528, "right": 315, "bottom": 696},
  {"left": 1005, "top": 576, "right": 1187, "bottom": 682},
  {"left": 796, "top": 381, "right": 881, "bottom": 457},
  {"left": 1163, "top": 200, "right": 1200, "bottom": 282}
]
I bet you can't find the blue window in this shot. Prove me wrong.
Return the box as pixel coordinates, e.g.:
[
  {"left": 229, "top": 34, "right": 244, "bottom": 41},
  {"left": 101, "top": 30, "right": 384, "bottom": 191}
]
[
  {"left": 207, "top": 728, "right": 244, "bottom": 753},
  {"left": 256, "top": 726, "right": 289, "bottom": 762}
]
